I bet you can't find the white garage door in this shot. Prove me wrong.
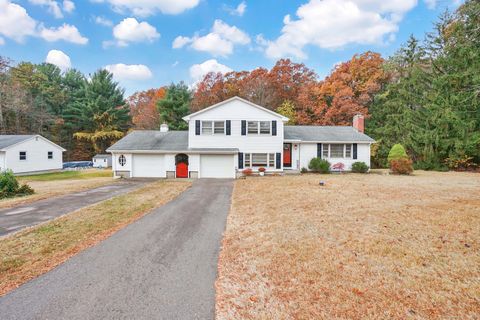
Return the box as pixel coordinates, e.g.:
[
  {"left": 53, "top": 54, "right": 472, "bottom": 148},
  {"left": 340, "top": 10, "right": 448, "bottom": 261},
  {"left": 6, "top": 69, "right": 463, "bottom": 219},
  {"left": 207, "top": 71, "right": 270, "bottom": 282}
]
[
  {"left": 200, "top": 154, "right": 235, "bottom": 178},
  {"left": 133, "top": 154, "right": 164, "bottom": 178}
]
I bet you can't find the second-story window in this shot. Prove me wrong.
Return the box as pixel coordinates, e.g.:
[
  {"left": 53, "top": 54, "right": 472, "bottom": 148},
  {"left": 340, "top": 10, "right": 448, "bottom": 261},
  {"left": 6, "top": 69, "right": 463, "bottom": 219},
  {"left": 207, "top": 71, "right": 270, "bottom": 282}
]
[
  {"left": 247, "top": 121, "right": 271, "bottom": 135},
  {"left": 202, "top": 121, "right": 225, "bottom": 135},
  {"left": 214, "top": 121, "right": 225, "bottom": 134},
  {"left": 201, "top": 121, "right": 212, "bottom": 134}
]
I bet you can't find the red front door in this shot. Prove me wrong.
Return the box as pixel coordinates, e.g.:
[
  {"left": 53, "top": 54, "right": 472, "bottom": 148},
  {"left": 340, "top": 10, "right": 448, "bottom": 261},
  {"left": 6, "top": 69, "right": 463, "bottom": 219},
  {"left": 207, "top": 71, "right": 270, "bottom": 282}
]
[
  {"left": 283, "top": 143, "right": 292, "bottom": 167},
  {"left": 176, "top": 162, "right": 188, "bottom": 178}
]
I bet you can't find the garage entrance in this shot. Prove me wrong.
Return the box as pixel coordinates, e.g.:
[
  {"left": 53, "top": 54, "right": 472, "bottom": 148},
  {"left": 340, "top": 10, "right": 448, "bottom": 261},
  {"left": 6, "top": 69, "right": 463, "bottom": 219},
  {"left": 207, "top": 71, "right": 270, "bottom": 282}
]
[
  {"left": 200, "top": 154, "right": 235, "bottom": 178},
  {"left": 175, "top": 154, "right": 189, "bottom": 178}
]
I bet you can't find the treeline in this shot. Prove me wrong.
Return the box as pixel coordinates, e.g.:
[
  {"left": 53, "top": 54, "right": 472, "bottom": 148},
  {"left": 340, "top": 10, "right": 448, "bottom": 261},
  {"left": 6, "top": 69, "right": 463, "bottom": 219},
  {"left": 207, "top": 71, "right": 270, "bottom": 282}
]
[
  {"left": 0, "top": 59, "right": 129, "bottom": 160},
  {"left": 0, "top": 0, "right": 478, "bottom": 169}
]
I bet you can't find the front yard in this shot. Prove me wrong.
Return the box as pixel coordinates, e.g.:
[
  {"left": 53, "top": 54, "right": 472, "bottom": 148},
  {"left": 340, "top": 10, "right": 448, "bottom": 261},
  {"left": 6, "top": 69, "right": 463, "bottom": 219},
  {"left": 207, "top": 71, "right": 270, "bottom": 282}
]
[{"left": 216, "top": 171, "right": 480, "bottom": 319}]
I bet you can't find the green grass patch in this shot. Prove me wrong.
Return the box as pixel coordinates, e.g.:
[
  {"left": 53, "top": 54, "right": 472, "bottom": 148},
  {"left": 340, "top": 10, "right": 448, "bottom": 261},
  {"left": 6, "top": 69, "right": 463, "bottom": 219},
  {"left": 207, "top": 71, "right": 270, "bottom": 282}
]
[{"left": 19, "top": 170, "right": 112, "bottom": 182}]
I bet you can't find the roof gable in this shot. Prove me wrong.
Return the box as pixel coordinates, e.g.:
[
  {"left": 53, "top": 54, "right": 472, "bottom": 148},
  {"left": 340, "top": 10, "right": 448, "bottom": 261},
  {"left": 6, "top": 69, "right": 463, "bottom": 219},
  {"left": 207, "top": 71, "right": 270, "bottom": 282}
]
[
  {"left": 0, "top": 135, "right": 66, "bottom": 151},
  {"left": 183, "top": 96, "right": 289, "bottom": 121}
]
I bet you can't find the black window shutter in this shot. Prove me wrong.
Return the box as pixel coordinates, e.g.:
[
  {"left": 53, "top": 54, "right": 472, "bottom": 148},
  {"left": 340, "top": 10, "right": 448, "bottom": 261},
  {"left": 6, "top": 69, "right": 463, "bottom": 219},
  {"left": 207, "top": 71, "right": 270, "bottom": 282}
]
[
  {"left": 241, "top": 120, "right": 246, "bottom": 135},
  {"left": 317, "top": 143, "right": 322, "bottom": 158},
  {"left": 238, "top": 152, "right": 244, "bottom": 169},
  {"left": 195, "top": 120, "right": 200, "bottom": 135},
  {"left": 276, "top": 153, "right": 281, "bottom": 169},
  {"left": 272, "top": 121, "right": 277, "bottom": 136},
  {"left": 226, "top": 120, "right": 231, "bottom": 135},
  {"left": 353, "top": 144, "right": 358, "bottom": 159}
]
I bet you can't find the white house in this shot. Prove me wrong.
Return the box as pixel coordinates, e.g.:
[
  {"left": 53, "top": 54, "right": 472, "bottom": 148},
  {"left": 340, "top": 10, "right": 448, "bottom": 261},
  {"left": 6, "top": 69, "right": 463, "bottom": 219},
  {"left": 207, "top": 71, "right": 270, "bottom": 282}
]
[
  {"left": 93, "top": 154, "right": 112, "bottom": 168},
  {"left": 0, "top": 135, "right": 66, "bottom": 174},
  {"left": 107, "top": 97, "right": 375, "bottom": 179}
]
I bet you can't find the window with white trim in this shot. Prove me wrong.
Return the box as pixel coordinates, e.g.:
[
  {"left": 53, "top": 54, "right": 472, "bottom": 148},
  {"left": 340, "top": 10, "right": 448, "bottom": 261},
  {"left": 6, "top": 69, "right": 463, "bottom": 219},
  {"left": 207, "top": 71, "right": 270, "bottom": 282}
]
[
  {"left": 19, "top": 151, "right": 26, "bottom": 161},
  {"left": 201, "top": 121, "right": 212, "bottom": 135},
  {"left": 244, "top": 153, "right": 276, "bottom": 168},
  {"left": 48, "top": 151, "right": 53, "bottom": 159},
  {"left": 247, "top": 121, "right": 271, "bottom": 135},
  {"left": 201, "top": 121, "right": 225, "bottom": 135},
  {"left": 322, "top": 144, "right": 353, "bottom": 158}
]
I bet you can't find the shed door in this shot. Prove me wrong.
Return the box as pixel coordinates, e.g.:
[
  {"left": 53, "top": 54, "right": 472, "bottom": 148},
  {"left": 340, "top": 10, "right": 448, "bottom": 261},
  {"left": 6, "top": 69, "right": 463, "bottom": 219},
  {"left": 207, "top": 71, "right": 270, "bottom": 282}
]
[{"left": 200, "top": 155, "right": 235, "bottom": 178}]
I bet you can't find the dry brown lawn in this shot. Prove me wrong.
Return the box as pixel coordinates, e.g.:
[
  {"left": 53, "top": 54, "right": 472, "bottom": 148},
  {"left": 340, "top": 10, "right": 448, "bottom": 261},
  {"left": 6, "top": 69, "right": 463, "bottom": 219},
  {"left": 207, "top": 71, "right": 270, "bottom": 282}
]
[
  {"left": 0, "top": 180, "right": 190, "bottom": 296},
  {"left": 216, "top": 171, "right": 480, "bottom": 319},
  {"left": 0, "top": 170, "right": 114, "bottom": 209}
]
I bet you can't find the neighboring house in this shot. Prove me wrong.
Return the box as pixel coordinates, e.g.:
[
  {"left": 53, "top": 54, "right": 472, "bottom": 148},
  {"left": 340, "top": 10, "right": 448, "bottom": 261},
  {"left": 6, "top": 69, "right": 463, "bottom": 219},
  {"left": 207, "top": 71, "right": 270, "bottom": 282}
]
[
  {"left": 93, "top": 154, "right": 112, "bottom": 168},
  {"left": 0, "top": 135, "right": 66, "bottom": 174},
  {"left": 107, "top": 96, "right": 374, "bottom": 179}
]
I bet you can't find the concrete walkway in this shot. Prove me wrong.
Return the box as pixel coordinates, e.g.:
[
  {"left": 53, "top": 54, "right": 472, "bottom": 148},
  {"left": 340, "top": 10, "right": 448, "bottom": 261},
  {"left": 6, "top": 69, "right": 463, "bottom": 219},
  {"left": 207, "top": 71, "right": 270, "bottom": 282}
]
[
  {"left": 0, "top": 179, "right": 234, "bottom": 320},
  {"left": 0, "top": 179, "right": 148, "bottom": 236}
]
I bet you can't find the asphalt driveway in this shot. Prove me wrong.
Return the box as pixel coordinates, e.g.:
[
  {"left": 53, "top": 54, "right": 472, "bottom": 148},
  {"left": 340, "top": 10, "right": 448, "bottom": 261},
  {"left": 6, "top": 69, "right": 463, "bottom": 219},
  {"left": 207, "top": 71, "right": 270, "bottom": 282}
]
[
  {"left": 0, "top": 179, "right": 234, "bottom": 320},
  {"left": 0, "top": 179, "right": 148, "bottom": 236}
]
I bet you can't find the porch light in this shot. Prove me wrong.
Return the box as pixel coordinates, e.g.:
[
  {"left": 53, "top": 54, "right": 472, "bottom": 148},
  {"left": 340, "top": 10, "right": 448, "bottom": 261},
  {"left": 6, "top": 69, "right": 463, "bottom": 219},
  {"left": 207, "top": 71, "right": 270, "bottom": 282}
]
[{"left": 294, "top": 144, "right": 298, "bottom": 150}]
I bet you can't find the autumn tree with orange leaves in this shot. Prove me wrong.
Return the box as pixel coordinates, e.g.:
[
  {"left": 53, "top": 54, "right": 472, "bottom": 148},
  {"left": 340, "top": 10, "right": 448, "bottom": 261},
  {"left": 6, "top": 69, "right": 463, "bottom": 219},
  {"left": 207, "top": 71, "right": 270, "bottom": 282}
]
[
  {"left": 191, "top": 59, "right": 317, "bottom": 112},
  {"left": 296, "top": 52, "right": 388, "bottom": 125},
  {"left": 128, "top": 88, "right": 166, "bottom": 130}
]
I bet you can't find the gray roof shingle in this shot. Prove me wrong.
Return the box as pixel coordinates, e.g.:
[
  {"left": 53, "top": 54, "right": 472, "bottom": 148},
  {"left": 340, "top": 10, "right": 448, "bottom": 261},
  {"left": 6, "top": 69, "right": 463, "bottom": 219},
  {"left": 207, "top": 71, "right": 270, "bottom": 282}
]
[
  {"left": 0, "top": 135, "right": 36, "bottom": 149},
  {"left": 284, "top": 126, "right": 375, "bottom": 142},
  {"left": 107, "top": 131, "right": 189, "bottom": 151}
]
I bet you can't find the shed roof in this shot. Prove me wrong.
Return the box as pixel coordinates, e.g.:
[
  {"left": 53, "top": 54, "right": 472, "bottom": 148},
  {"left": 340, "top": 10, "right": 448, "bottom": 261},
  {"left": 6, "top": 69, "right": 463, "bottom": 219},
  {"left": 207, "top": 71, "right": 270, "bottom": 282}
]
[{"left": 284, "top": 126, "right": 375, "bottom": 143}]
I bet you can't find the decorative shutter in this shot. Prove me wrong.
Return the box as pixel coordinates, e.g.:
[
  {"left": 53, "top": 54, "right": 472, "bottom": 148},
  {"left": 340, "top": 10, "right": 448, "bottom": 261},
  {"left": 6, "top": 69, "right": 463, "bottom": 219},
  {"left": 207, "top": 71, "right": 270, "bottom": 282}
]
[
  {"left": 226, "top": 120, "right": 231, "bottom": 135},
  {"left": 195, "top": 120, "right": 200, "bottom": 135},
  {"left": 353, "top": 144, "right": 358, "bottom": 159},
  {"left": 276, "top": 153, "right": 281, "bottom": 169},
  {"left": 272, "top": 121, "right": 277, "bottom": 136},
  {"left": 317, "top": 143, "right": 322, "bottom": 159},
  {"left": 238, "top": 152, "right": 244, "bottom": 169},
  {"left": 241, "top": 120, "right": 246, "bottom": 135}
]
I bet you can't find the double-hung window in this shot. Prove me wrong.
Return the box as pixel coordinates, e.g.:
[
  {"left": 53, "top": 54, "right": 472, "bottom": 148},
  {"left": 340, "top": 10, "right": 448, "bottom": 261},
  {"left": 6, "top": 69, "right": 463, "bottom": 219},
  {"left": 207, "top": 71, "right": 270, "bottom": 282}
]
[
  {"left": 202, "top": 121, "right": 225, "bottom": 135},
  {"left": 322, "top": 144, "right": 353, "bottom": 158},
  {"left": 213, "top": 121, "right": 225, "bottom": 134},
  {"left": 201, "top": 121, "right": 212, "bottom": 135},
  {"left": 19, "top": 151, "right": 26, "bottom": 161},
  {"left": 247, "top": 121, "right": 271, "bottom": 135},
  {"left": 48, "top": 151, "right": 53, "bottom": 159}
]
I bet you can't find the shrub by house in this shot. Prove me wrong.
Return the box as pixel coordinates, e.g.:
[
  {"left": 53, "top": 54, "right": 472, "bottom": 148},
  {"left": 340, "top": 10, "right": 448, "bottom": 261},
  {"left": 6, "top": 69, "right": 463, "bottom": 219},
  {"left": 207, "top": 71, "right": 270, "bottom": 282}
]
[{"left": 308, "top": 158, "right": 331, "bottom": 173}]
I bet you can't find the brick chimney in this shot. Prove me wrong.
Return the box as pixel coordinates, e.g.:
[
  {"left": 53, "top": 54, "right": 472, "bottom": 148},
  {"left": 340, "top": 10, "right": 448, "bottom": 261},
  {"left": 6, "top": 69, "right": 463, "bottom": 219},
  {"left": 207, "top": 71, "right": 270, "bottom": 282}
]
[
  {"left": 353, "top": 114, "right": 364, "bottom": 133},
  {"left": 160, "top": 123, "right": 169, "bottom": 133}
]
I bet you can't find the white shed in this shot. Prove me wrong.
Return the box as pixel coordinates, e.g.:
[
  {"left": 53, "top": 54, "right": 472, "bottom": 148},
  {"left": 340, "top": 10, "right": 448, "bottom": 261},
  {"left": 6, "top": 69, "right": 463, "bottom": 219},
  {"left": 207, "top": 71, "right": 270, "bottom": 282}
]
[
  {"left": 93, "top": 154, "right": 112, "bottom": 168},
  {"left": 0, "top": 135, "right": 66, "bottom": 174}
]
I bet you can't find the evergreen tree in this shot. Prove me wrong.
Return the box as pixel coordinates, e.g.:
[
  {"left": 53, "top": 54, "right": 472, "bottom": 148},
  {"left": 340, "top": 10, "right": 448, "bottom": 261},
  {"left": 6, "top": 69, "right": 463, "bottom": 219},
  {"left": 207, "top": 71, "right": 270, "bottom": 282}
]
[{"left": 157, "top": 82, "right": 191, "bottom": 130}]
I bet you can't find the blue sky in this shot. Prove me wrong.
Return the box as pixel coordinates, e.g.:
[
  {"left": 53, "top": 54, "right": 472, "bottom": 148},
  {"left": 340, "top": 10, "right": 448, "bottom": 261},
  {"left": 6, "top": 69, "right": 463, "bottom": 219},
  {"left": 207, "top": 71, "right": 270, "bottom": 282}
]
[{"left": 0, "top": 0, "right": 462, "bottom": 95}]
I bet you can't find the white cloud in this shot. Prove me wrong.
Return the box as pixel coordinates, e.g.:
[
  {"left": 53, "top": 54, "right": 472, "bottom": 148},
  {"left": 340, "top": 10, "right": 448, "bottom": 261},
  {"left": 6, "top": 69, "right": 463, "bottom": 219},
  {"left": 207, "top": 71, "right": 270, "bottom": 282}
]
[
  {"left": 94, "top": 16, "right": 113, "bottom": 27},
  {"left": 226, "top": 1, "right": 246, "bottom": 16},
  {"left": 29, "top": 0, "right": 63, "bottom": 18},
  {"left": 45, "top": 49, "right": 71, "bottom": 71},
  {"left": 265, "top": 0, "right": 418, "bottom": 59},
  {"left": 39, "top": 23, "right": 88, "bottom": 44},
  {"left": 189, "top": 59, "right": 232, "bottom": 84},
  {"left": 0, "top": 37, "right": 4, "bottom": 45},
  {"left": 112, "top": 18, "right": 160, "bottom": 46},
  {"left": 63, "top": 0, "right": 75, "bottom": 13},
  {"left": 172, "top": 35, "right": 191, "bottom": 48},
  {"left": 104, "top": 63, "right": 153, "bottom": 81},
  {"left": 173, "top": 19, "right": 250, "bottom": 57},
  {"left": 91, "top": 0, "right": 199, "bottom": 16},
  {"left": 29, "top": 0, "right": 75, "bottom": 17},
  {"left": 0, "top": 0, "right": 37, "bottom": 42}
]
